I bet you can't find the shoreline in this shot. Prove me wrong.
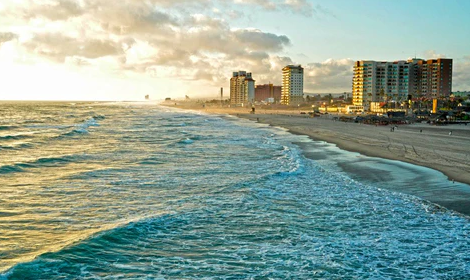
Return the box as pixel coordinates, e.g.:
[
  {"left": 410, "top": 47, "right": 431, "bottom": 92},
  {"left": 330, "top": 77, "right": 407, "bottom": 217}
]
[
  {"left": 165, "top": 104, "right": 470, "bottom": 215},
  {"left": 177, "top": 105, "right": 470, "bottom": 185},
  {"left": 240, "top": 114, "right": 470, "bottom": 185}
]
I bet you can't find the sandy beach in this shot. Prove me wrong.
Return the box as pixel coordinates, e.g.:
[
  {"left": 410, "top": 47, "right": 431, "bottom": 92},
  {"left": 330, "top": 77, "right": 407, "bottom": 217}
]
[
  {"left": 245, "top": 114, "right": 470, "bottom": 182},
  {"left": 167, "top": 103, "right": 470, "bottom": 215}
]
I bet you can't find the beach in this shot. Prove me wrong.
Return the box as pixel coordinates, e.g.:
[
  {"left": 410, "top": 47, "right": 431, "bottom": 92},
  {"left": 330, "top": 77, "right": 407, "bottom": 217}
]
[
  {"left": 180, "top": 105, "right": 470, "bottom": 184},
  {"left": 168, "top": 103, "right": 470, "bottom": 215},
  {"left": 243, "top": 113, "right": 470, "bottom": 183}
]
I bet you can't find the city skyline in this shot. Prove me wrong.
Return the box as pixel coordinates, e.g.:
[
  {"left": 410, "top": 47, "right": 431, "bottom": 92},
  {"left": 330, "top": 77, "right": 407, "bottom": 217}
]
[{"left": 0, "top": 0, "right": 469, "bottom": 101}]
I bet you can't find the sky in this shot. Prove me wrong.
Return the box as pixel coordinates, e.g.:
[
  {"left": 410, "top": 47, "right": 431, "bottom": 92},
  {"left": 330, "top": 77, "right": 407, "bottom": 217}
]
[{"left": 0, "top": 0, "right": 469, "bottom": 101}]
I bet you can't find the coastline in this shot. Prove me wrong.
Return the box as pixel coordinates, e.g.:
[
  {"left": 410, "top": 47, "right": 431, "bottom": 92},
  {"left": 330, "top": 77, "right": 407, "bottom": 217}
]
[
  {"left": 240, "top": 113, "right": 470, "bottom": 185},
  {"left": 164, "top": 104, "right": 470, "bottom": 215},
  {"left": 181, "top": 105, "right": 470, "bottom": 186}
]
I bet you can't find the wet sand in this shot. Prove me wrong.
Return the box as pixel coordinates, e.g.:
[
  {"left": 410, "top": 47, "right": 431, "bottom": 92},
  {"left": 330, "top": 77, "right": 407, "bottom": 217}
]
[{"left": 166, "top": 104, "right": 470, "bottom": 215}]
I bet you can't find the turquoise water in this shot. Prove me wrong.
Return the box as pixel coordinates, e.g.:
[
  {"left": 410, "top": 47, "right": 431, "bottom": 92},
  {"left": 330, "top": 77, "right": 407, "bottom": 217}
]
[{"left": 0, "top": 102, "right": 469, "bottom": 279}]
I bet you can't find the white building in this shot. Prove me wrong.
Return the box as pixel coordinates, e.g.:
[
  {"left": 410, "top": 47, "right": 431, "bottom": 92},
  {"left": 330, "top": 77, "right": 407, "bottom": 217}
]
[
  {"left": 281, "top": 65, "right": 304, "bottom": 105},
  {"left": 230, "top": 71, "right": 255, "bottom": 106}
]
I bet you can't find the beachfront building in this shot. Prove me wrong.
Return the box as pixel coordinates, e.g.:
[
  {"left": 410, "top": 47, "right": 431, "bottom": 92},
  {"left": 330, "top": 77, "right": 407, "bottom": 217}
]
[
  {"left": 353, "top": 60, "right": 415, "bottom": 111},
  {"left": 230, "top": 71, "right": 255, "bottom": 106},
  {"left": 255, "top": 84, "right": 281, "bottom": 103},
  {"left": 281, "top": 65, "right": 304, "bottom": 105},
  {"left": 352, "top": 58, "right": 452, "bottom": 111},
  {"left": 415, "top": 58, "right": 453, "bottom": 99}
]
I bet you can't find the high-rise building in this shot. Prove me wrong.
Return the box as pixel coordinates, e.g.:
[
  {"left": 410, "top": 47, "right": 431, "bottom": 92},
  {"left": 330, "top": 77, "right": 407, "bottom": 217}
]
[
  {"left": 415, "top": 58, "right": 452, "bottom": 98},
  {"left": 230, "top": 71, "right": 255, "bottom": 106},
  {"left": 352, "top": 58, "right": 452, "bottom": 109},
  {"left": 281, "top": 65, "right": 304, "bottom": 105},
  {"left": 352, "top": 60, "right": 414, "bottom": 108},
  {"left": 255, "top": 84, "right": 281, "bottom": 103}
]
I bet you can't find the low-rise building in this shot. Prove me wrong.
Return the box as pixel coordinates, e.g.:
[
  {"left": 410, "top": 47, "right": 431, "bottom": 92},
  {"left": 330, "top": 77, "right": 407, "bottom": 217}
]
[{"left": 255, "top": 84, "right": 281, "bottom": 103}]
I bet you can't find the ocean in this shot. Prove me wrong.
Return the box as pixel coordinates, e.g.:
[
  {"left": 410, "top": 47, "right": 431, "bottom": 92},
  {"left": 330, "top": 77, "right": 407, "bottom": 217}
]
[{"left": 0, "top": 101, "right": 469, "bottom": 279}]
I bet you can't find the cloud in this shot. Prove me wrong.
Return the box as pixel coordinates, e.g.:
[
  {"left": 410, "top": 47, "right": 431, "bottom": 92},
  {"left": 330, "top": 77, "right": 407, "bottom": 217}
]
[
  {"left": 283, "top": 0, "right": 314, "bottom": 17},
  {"left": 313, "top": 4, "right": 337, "bottom": 19},
  {"left": 0, "top": 0, "right": 305, "bottom": 97},
  {"left": 422, "top": 50, "right": 447, "bottom": 59},
  {"left": 453, "top": 56, "right": 470, "bottom": 91},
  {"left": 231, "top": 0, "right": 320, "bottom": 17},
  {"left": 304, "top": 58, "right": 355, "bottom": 92},
  {"left": 24, "top": 0, "right": 84, "bottom": 21},
  {"left": 24, "top": 33, "right": 123, "bottom": 62},
  {"left": 0, "top": 32, "right": 17, "bottom": 44},
  {"left": 233, "top": 0, "right": 277, "bottom": 10},
  {"left": 233, "top": 29, "right": 290, "bottom": 52}
]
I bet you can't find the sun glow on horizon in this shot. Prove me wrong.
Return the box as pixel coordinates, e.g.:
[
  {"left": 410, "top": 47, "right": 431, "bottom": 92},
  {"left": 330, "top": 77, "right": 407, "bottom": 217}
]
[
  {"left": 0, "top": 60, "right": 200, "bottom": 101},
  {"left": 0, "top": 36, "right": 205, "bottom": 101}
]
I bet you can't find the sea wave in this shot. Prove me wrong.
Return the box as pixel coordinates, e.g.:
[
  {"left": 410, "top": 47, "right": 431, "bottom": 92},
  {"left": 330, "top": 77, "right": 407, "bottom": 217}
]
[
  {"left": 0, "top": 126, "right": 18, "bottom": 131},
  {"left": 178, "top": 138, "right": 194, "bottom": 144},
  {"left": 0, "top": 134, "right": 29, "bottom": 141},
  {"left": 3, "top": 190, "right": 469, "bottom": 280},
  {"left": 80, "top": 117, "right": 100, "bottom": 128},
  {"left": 0, "top": 213, "right": 171, "bottom": 278},
  {"left": 93, "top": 115, "right": 106, "bottom": 121},
  {"left": 0, "top": 154, "right": 83, "bottom": 174},
  {"left": 54, "top": 117, "right": 101, "bottom": 139},
  {"left": 1, "top": 103, "right": 470, "bottom": 279},
  {"left": 59, "top": 128, "right": 89, "bottom": 138},
  {"left": 0, "top": 143, "right": 33, "bottom": 150}
]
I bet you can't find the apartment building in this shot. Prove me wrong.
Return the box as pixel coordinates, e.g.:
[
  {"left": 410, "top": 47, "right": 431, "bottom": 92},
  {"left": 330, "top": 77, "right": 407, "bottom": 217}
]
[
  {"left": 255, "top": 84, "right": 281, "bottom": 103},
  {"left": 230, "top": 71, "right": 255, "bottom": 106},
  {"left": 281, "top": 65, "right": 304, "bottom": 105},
  {"left": 415, "top": 58, "right": 452, "bottom": 98},
  {"left": 352, "top": 60, "right": 414, "bottom": 109},
  {"left": 352, "top": 58, "right": 452, "bottom": 110}
]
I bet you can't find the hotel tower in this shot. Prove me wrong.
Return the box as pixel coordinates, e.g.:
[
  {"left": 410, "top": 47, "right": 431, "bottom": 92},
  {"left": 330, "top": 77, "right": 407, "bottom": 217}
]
[
  {"left": 352, "top": 58, "right": 452, "bottom": 110},
  {"left": 281, "top": 65, "right": 304, "bottom": 105},
  {"left": 230, "top": 71, "right": 255, "bottom": 106}
]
